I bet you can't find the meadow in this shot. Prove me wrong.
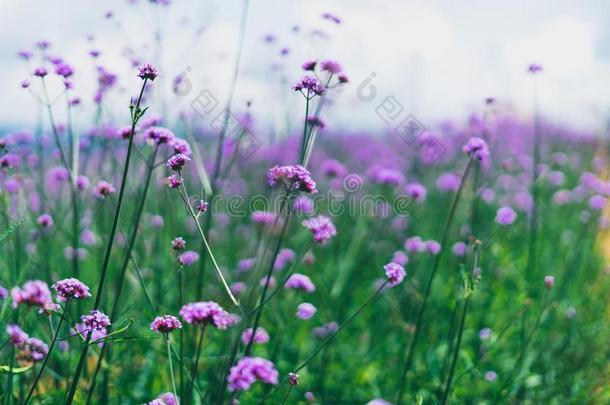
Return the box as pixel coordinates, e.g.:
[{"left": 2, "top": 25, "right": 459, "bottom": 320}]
[{"left": 1, "top": 3, "right": 610, "bottom": 405}]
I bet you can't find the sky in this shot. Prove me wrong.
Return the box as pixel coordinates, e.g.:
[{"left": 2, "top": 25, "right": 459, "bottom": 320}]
[{"left": 1, "top": 0, "right": 610, "bottom": 134}]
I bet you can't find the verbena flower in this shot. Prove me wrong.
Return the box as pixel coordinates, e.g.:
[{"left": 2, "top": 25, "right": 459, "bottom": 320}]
[
  {"left": 93, "top": 181, "right": 116, "bottom": 199},
  {"left": 292, "top": 75, "right": 325, "bottom": 97},
  {"left": 178, "top": 250, "right": 199, "bottom": 266},
  {"left": 320, "top": 60, "right": 342, "bottom": 74},
  {"left": 11, "top": 280, "right": 56, "bottom": 311},
  {"left": 227, "top": 356, "right": 279, "bottom": 391},
  {"left": 171, "top": 237, "right": 186, "bottom": 251},
  {"left": 267, "top": 165, "right": 317, "bottom": 194},
  {"left": 166, "top": 153, "right": 190, "bottom": 171},
  {"left": 17, "top": 337, "right": 48, "bottom": 364},
  {"left": 528, "top": 63, "right": 543, "bottom": 73},
  {"left": 52, "top": 278, "right": 91, "bottom": 302},
  {"left": 463, "top": 137, "right": 490, "bottom": 161},
  {"left": 37, "top": 213, "right": 53, "bottom": 228},
  {"left": 296, "top": 302, "right": 317, "bottom": 320},
  {"left": 196, "top": 200, "right": 209, "bottom": 213},
  {"left": 384, "top": 262, "right": 406, "bottom": 287},
  {"left": 167, "top": 175, "right": 183, "bottom": 189},
  {"left": 179, "top": 301, "right": 239, "bottom": 329},
  {"left": 285, "top": 273, "right": 316, "bottom": 293},
  {"left": 151, "top": 315, "right": 182, "bottom": 333},
  {"left": 302, "top": 215, "right": 336, "bottom": 244},
  {"left": 33, "top": 67, "right": 48, "bottom": 77},
  {"left": 241, "top": 327, "right": 270, "bottom": 345},
  {"left": 81, "top": 310, "right": 111, "bottom": 331},
  {"left": 137, "top": 63, "right": 159, "bottom": 81},
  {"left": 544, "top": 275, "right": 555, "bottom": 289},
  {"left": 7, "top": 324, "right": 28, "bottom": 345},
  {"left": 496, "top": 206, "right": 517, "bottom": 225},
  {"left": 144, "top": 127, "right": 176, "bottom": 145}
]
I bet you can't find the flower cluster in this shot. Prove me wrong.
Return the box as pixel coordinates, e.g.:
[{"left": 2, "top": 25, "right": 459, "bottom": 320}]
[
  {"left": 496, "top": 206, "right": 517, "bottom": 225},
  {"left": 52, "top": 278, "right": 91, "bottom": 302},
  {"left": 16, "top": 337, "right": 49, "bottom": 364},
  {"left": 179, "top": 301, "right": 239, "bottom": 329},
  {"left": 171, "top": 237, "right": 186, "bottom": 251},
  {"left": 144, "top": 127, "right": 176, "bottom": 145},
  {"left": 81, "top": 310, "right": 111, "bottom": 331},
  {"left": 137, "top": 63, "right": 159, "bottom": 81},
  {"left": 267, "top": 165, "right": 317, "bottom": 194},
  {"left": 150, "top": 315, "right": 183, "bottom": 334},
  {"left": 93, "top": 181, "right": 116, "bottom": 199},
  {"left": 11, "top": 280, "right": 56, "bottom": 311},
  {"left": 384, "top": 262, "right": 406, "bottom": 287},
  {"left": 302, "top": 215, "right": 336, "bottom": 244},
  {"left": 241, "top": 327, "right": 270, "bottom": 345},
  {"left": 296, "top": 302, "right": 317, "bottom": 320},
  {"left": 37, "top": 213, "right": 53, "bottom": 228},
  {"left": 227, "top": 356, "right": 279, "bottom": 391},
  {"left": 292, "top": 75, "right": 325, "bottom": 97},
  {"left": 167, "top": 175, "right": 183, "bottom": 189},
  {"left": 166, "top": 153, "right": 190, "bottom": 171},
  {"left": 285, "top": 273, "right": 316, "bottom": 293},
  {"left": 463, "top": 137, "right": 490, "bottom": 161}
]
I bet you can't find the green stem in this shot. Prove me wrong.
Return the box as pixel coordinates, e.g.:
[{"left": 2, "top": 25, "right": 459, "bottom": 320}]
[
  {"left": 188, "top": 325, "right": 207, "bottom": 403},
  {"left": 166, "top": 336, "right": 179, "bottom": 405},
  {"left": 65, "top": 78, "right": 149, "bottom": 405},
  {"left": 396, "top": 157, "right": 474, "bottom": 404},
  {"left": 24, "top": 303, "right": 70, "bottom": 405}
]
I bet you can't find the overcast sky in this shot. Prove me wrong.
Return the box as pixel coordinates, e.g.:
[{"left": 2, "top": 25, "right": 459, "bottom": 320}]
[{"left": 1, "top": 0, "right": 610, "bottom": 133}]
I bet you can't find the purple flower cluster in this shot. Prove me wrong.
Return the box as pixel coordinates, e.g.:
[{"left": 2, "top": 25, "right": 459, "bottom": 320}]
[
  {"left": 137, "top": 63, "right": 159, "bottom": 81},
  {"left": 16, "top": 337, "right": 49, "bottom": 364},
  {"left": 384, "top": 262, "right": 406, "bottom": 287},
  {"left": 302, "top": 215, "right": 337, "bottom": 244},
  {"left": 496, "top": 206, "right": 517, "bottom": 225},
  {"left": 150, "top": 315, "right": 183, "bottom": 334},
  {"left": 144, "top": 127, "right": 176, "bottom": 145},
  {"left": 241, "top": 327, "right": 270, "bottom": 345},
  {"left": 93, "top": 181, "right": 116, "bottom": 199},
  {"left": 11, "top": 280, "right": 56, "bottom": 311},
  {"left": 171, "top": 237, "right": 186, "bottom": 251},
  {"left": 37, "top": 213, "right": 53, "bottom": 228},
  {"left": 285, "top": 273, "right": 316, "bottom": 293},
  {"left": 292, "top": 75, "right": 325, "bottom": 97},
  {"left": 227, "top": 356, "right": 279, "bottom": 391},
  {"left": 7, "top": 324, "right": 28, "bottom": 345},
  {"left": 178, "top": 250, "right": 199, "bottom": 266},
  {"left": 463, "top": 137, "right": 490, "bottom": 161},
  {"left": 296, "top": 302, "right": 317, "bottom": 320},
  {"left": 179, "top": 301, "right": 239, "bottom": 329},
  {"left": 167, "top": 174, "right": 183, "bottom": 189},
  {"left": 81, "top": 310, "right": 111, "bottom": 331},
  {"left": 267, "top": 165, "right": 318, "bottom": 194},
  {"left": 166, "top": 153, "right": 190, "bottom": 171},
  {"left": 52, "top": 278, "right": 91, "bottom": 302}
]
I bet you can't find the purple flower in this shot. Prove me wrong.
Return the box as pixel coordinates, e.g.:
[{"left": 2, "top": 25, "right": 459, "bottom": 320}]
[
  {"left": 293, "top": 196, "right": 314, "bottom": 215},
  {"left": 167, "top": 153, "right": 190, "bottom": 171},
  {"left": 171, "top": 138, "right": 192, "bottom": 155},
  {"left": 479, "top": 327, "right": 492, "bottom": 340},
  {"left": 320, "top": 60, "right": 342, "bottom": 74},
  {"left": 167, "top": 175, "right": 183, "bottom": 189},
  {"left": 384, "top": 262, "right": 406, "bottom": 287},
  {"left": 55, "top": 63, "right": 74, "bottom": 78},
  {"left": 405, "top": 183, "right": 427, "bottom": 202},
  {"left": 137, "top": 63, "right": 159, "bottom": 81},
  {"left": 485, "top": 371, "right": 498, "bottom": 382},
  {"left": 178, "top": 250, "right": 199, "bottom": 266},
  {"left": 228, "top": 356, "right": 279, "bottom": 391},
  {"left": 496, "top": 206, "right": 517, "bottom": 225},
  {"left": 11, "top": 280, "right": 55, "bottom": 311},
  {"left": 292, "top": 75, "right": 325, "bottom": 97},
  {"left": 151, "top": 315, "right": 183, "bottom": 333},
  {"left": 37, "top": 213, "right": 53, "bottom": 228},
  {"left": 93, "top": 181, "right": 116, "bottom": 199},
  {"left": 33, "top": 67, "right": 48, "bottom": 77},
  {"left": 452, "top": 242, "right": 467, "bottom": 256},
  {"left": 296, "top": 302, "right": 317, "bottom": 320},
  {"left": 392, "top": 251, "right": 409, "bottom": 266},
  {"left": 313, "top": 321, "right": 338, "bottom": 338},
  {"left": 366, "top": 399, "right": 392, "bottom": 405},
  {"left": 179, "top": 301, "right": 239, "bottom": 329},
  {"left": 17, "top": 337, "right": 48, "bottom": 363},
  {"left": 321, "top": 12, "right": 341, "bottom": 24},
  {"left": 302, "top": 215, "right": 337, "bottom": 244},
  {"left": 267, "top": 165, "right": 317, "bottom": 194},
  {"left": 7, "top": 324, "right": 28, "bottom": 345},
  {"left": 21, "top": 79, "right": 30, "bottom": 88},
  {"left": 0, "top": 285, "right": 7, "bottom": 300},
  {"left": 150, "top": 393, "right": 178, "bottom": 405},
  {"left": 426, "top": 240, "right": 441, "bottom": 255},
  {"left": 285, "top": 273, "right": 316, "bottom": 293},
  {"left": 463, "top": 137, "right": 490, "bottom": 161},
  {"left": 436, "top": 173, "right": 460, "bottom": 192},
  {"left": 144, "top": 126, "right": 175, "bottom": 145},
  {"left": 589, "top": 195, "right": 606, "bottom": 210},
  {"left": 544, "top": 275, "right": 555, "bottom": 289},
  {"left": 196, "top": 200, "right": 209, "bottom": 213},
  {"left": 302, "top": 60, "right": 317, "bottom": 71},
  {"left": 81, "top": 310, "right": 111, "bottom": 331},
  {"left": 405, "top": 236, "right": 426, "bottom": 253},
  {"left": 528, "top": 63, "right": 543, "bottom": 73},
  {"left": 171, "top": 237, "right": 186, "bottom": 251},
  {"left": 241, "top": 327, "right": 270, "bottom": 345},
  {"left": 52, "top": 278, "right": 91, "bottom": 302}
]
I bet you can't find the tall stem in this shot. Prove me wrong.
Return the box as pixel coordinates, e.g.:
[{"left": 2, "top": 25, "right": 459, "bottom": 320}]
[
  {"left": 85, "top": 145, "right": 159, "bottom": 404},
  {"left": 65, "top": 78, "right": 149, "bottom": 405},
  {"left": 396, "top": 157, "right": 474, "bottom": 404},
  {"left": 526, "top": 77, "right": 540, "bottom": 280},
  {"left": 188, "top": 325, "right": 207, "bottom": 403},
  {"left": 24, "top": 303, "right": 70, "bottom": 405},
  {"left": 166, "top": 336, "right": 179, "bottom": 405}
]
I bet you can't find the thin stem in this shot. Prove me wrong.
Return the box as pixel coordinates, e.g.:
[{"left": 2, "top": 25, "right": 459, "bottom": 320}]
[
  {"left": 299, "top": 97, "right": 310, "bottom": 163},
  {"left": 177, "top": 183, "right": 239, "bottom": 306},
  {"left": 396, "top": 157, "right": 474, "bottom": 404},
  {"left": 279, "top": 385, "right": 294, "bottom": 405},
  {"left": 188, "top": 325, "right": 207, "bottom": 403},
  {"left": 65, "top": 78, "right": 149, "bottom": 405},
  {"left": 24, "top": 302, "right": 70, "bottom": 405},
  {"left": 258, "top": 281, "right": 388, "bottom": 405},
  {"left": 166, "top": 336, "right": 179, "bottom": 405},
  {"left": 85, "top": 145, "right": 159, "bottom": 404},
  {"left": 178, "top": 265, "right": 185, "bottom": 403}
]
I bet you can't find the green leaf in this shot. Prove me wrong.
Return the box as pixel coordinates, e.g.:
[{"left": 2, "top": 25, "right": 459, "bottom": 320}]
[{"left": 0, "top": 364, "right": 32, "bottom": 374}]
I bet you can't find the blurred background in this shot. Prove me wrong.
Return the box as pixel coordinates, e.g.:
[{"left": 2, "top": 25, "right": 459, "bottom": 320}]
[{"left": 1, "top": 0, "right": 610, "bottom": 132}]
